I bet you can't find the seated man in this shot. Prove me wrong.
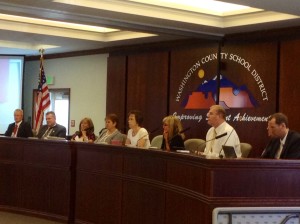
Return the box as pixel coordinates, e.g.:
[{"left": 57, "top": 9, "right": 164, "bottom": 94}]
[
  {"left": 4, "top": 109, "right": 33, "bottom": 138},
  {"left": 37, "top": 111, "right": 66, "bottom": 139},
  {"left": 202, "top": 105, "right": 241, "bottom": 158},
  {"left": 261, "top": 112, "right": 300, "bottom": 159}
]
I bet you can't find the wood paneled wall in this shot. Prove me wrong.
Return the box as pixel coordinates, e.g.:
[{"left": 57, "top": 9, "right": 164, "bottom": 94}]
[
  {"left": 107, "top": 39, "right": 300, "bottom": 157},
  {"left": 107, "top": 51, "right": 169, "bottom": 138},
  {"left": 220, "top": 42, "right": 278, "bottom": 157},
  {"left": 107, "top": 56, "right": 127, "bottom": 133},
  {"left": 280, "top": 39, "right": 300, "bottom": 132}
]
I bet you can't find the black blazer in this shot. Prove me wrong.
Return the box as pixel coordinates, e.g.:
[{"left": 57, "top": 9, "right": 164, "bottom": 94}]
[
  {"left": 261, "top": 130, "right": 300, "bottom": 159},
  {"left": 4, "top": 121, "right": 33, "bottom": 138},
  {"left": 37, "top": 124, "right": 67, "bottom": 139},
  {"left": 161, "top": 134, "right": 184, "bottom": 151}
]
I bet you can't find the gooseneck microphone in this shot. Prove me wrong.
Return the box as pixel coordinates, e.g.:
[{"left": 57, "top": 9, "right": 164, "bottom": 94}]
[
  {"left": 195, "top": 132, "right": 228, "bottom": 153},
  {"left": 136, "top": 127, "right": 160, "bottom": 146},
  {"left": 179, "top": 127, "right": 191, "bottom": 134},
  {"left": 168, "top": 127, "right": 191, "bottom": 144},
  {"left": 98, "top": 128, "right": 107, "bottom": 136},
  {"left": 215, "top": 132, "right": 227, "bottom": 139}
]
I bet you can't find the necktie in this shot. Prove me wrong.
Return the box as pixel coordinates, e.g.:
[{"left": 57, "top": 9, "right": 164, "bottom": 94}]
[
  {"left": 42, "top": 127, "right": 52, "bottom": 139},
  {"left": 12, "top": 124, "right": 18, "bottom": 137},
  {"left": 210, "top": 129, "right": 217, "bottom": 153},
  {"left": 275, "top": 142, "right": 284, "bottom": 159}
]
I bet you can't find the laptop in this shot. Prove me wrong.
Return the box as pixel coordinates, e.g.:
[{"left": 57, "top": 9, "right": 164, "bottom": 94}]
[{"left": 222, "top": 145, "right": 237, "bottom": 158}]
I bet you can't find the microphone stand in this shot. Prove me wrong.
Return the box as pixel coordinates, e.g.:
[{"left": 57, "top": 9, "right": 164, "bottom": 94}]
[
  {"left": 136, "top": 127, "right": 160, "bottom": 147},
  {"left": 194, "top": 132, "right": 227, "bottom": 155},
  {"left": 98, "top": 128, "right": 107, "bottom": 136},
  {"left": 168, "top": 127, "right": 191, "bottom": 144},
  {"left": 218, "top": 129, "right": 234, "bottom": 158}
]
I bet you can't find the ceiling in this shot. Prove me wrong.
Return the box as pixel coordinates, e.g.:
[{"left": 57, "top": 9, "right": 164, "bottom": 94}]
[{"left": 0, "top": 0, "right": 300, "bottom": 56}]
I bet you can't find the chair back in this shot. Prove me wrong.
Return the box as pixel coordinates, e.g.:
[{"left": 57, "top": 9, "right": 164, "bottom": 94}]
[
  {"left": 240, "top": 142, "right": 252, "bottom": 158},
  {"left": 184, "top": 138, "right": 206, "bottom": 154},
  {"left": 151, "top": 135, "right": 163, "bottom": 148}
]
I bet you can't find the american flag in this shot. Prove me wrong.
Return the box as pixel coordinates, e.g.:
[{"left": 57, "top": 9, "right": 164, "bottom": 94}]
[{"left": 33, "top": 53, "right": 50, "bottom": 133}]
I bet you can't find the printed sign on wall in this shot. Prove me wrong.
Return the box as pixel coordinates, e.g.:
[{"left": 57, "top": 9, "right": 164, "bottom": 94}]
[{"left": 170, "top": 43, "right": 277, "bottom": 156}]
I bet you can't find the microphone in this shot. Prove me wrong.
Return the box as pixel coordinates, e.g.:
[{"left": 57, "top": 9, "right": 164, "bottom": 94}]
[
  {"left": 179, "top": 127, "right": 191, "bottom": 134},
  {"left": 168, "top": 127, "right": 191, "bottom": 144},
  {"left": 136, "top": 127, "right": 160, "bottom": 146},
  {"left": 218, "top": 129, "right": 234, "bottom": 158},
  {"left": 149, "top": 127, "right": 160, "bottom": 135},
  {"left": 215, "top": 132, "right": 227, "bottom": 139},
  {"left": 98, "top": 128, "right": 107, "bottom": 136},
  {"left": 194, "top": 132, "right": 227, "bottom": 155}
]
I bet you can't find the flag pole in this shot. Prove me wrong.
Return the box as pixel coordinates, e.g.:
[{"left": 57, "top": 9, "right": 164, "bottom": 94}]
[{"left": 33, "top": 48, "right": 51, "bottom": 134}]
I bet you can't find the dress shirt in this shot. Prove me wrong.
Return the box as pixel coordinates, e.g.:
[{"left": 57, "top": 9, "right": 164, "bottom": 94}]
[
  {"left": 203, "top": 121, "right": 241, "bottom": 158},
  {"left": 275, "top": 132, "right": 287, "bottom": 159}
]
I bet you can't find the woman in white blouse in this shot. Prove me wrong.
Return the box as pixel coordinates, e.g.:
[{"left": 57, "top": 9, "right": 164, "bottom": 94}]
[{"left": 126, "top": 110, "right": 150, "bottom": 148}]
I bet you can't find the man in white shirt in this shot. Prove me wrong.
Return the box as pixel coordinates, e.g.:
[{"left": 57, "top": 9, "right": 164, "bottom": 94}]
[{"left": 203, "top": 105, "right": 241, "bottom": 158}]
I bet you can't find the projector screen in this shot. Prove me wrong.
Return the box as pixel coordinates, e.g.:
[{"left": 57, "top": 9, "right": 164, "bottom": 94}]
[{"left": 0, "top": 56, "right": 24, "bottom": 134}]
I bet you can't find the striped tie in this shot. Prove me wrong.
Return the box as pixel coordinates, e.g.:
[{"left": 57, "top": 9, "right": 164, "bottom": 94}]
[{"left": 42, "top": 127, "right": 52, "bottom": 139}]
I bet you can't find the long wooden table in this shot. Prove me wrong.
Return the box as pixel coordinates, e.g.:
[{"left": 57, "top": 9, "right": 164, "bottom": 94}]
[{"left": 0, "top": 136, "right": 300, "bottom": 224}]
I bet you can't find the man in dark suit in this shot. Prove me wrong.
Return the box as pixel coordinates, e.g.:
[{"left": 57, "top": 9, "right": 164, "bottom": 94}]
[
  {"left": 261, "top": 113, "right": 300, "bottom": 159},
  {"left": 5, "top": 109, "right": 33, "bottom": 138},
  {"left": 37, "top": 111, "right": 66, "bottom": 139}
]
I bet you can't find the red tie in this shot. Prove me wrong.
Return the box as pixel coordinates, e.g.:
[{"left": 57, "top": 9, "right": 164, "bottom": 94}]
[{"left": 13, "top": 124, "right": 18, "bottom": 137}]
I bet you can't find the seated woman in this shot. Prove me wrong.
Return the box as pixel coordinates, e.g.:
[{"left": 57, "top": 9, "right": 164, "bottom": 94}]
[
  {"left": 126, "top": 110, "right": 150, "bottom": 148},
  {"left": 71, "top": 117, "right": 96, "bottom": 142},
  {"left": 161, "top": 115, "right": 185, "bottom": 151},
  {"left": 94, "top": 114, "right": 124, "bottom": 144}
]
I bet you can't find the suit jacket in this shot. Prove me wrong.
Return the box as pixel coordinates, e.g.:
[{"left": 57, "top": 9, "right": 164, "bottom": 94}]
[
  {"left": 37, "top": 124, "right": 67, "bottom": 139},
  {"left": 261, "top": 130, "right": 300, "bottom": 159},
  {"left": 4, "top": 121, "right": 33, "bottom": 138}
]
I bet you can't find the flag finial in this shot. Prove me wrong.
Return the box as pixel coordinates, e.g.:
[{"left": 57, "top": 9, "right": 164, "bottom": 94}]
[{"left": 39, "top": 48, "right": 45, "bottom": 55}]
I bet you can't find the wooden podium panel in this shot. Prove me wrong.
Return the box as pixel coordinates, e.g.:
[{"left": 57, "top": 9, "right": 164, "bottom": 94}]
[
  {"left": 75, "top": 143, "right": 123, "bottom": 224},
  {"left": 0, "top": 136, "right": 71, "bottom": 222},
  {"left": 0, "top": 137, "right": 300, "bottom": 224}
]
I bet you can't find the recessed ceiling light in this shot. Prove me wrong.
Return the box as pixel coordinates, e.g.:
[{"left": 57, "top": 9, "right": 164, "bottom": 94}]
[
  {"left": 128, "top": 0, "right": 262, "bottom": 16},
  {"left": 0, "top": 13, "right": 119, "bottom": 33}
]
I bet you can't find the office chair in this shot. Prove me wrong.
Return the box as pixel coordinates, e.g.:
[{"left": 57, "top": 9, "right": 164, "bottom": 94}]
[
  {"left": 184, "top": 138, "right": 206, "bottom": 154},
  {"left": 240, "top": 142, "right": 252, "bottom": 158},
  {"left": 150, "top": 135, "right": 163, "bottom": 148}
]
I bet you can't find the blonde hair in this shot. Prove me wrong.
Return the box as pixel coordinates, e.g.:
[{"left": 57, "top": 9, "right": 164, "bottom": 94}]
[{"left": 163, "top": 115, "right": 185, "bottom": 139}]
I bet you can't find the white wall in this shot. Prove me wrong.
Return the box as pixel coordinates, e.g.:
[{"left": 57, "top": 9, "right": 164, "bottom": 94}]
[{"left": 23, "top": 54, "right": 108, "bottom": 135}]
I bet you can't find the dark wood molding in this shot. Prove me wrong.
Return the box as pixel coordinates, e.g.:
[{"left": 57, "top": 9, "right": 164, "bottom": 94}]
[{"left": 224, "top": 25, "right": 300, "bottom": 43}]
